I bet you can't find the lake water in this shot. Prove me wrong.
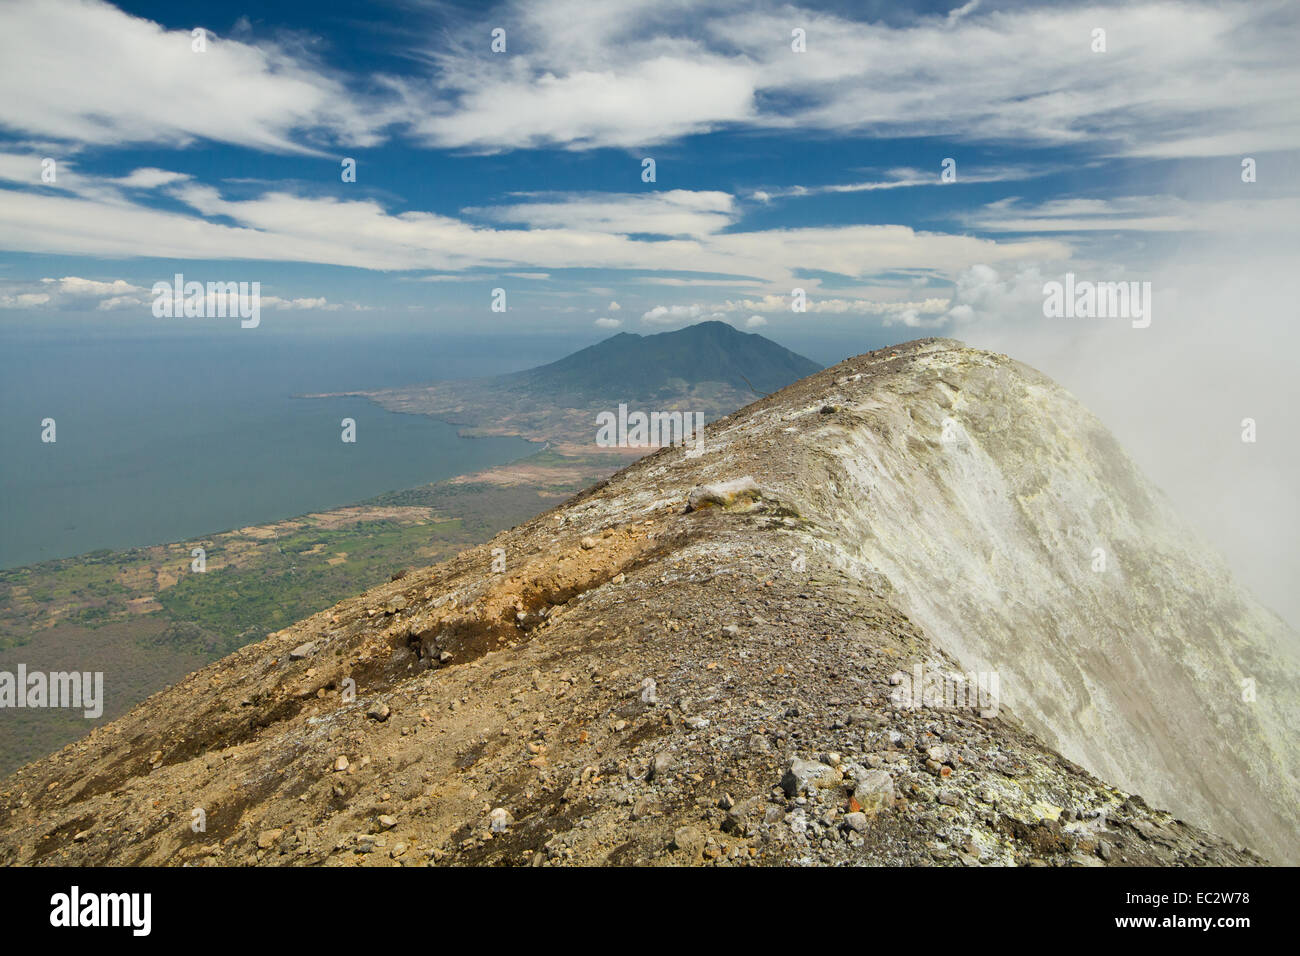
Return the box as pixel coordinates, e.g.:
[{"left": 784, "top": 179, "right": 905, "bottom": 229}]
[{"left": 0, "top": 318, "right": 571, "bottom": 569}]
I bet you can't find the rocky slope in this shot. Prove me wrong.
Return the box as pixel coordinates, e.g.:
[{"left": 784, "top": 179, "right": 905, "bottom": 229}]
[{"left": 0, "top": 338, "right": 1291, "bottom": 867}]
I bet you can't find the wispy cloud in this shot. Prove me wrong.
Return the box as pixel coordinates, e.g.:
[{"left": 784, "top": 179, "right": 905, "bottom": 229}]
[
  {"left": 399, "top": 0, "right": 1300, "bottom": 157},
  {"left": 0, "top": 173, "right": 1071, "bottom": 285},
  {"left": 751, "top": 164, "right": 1062, "bottom": 201},
  {"left": 470, "top": 190, "right": 738, "bottom": 237},
  {"left": 4, "top": 0, "right": 1296, "bottom": 162},
  {"left": 965, "top": 195, "right": 1300, "bottom": 235},
  {"left": 0, "top": 0, "right": 388, "bottom": 152}
]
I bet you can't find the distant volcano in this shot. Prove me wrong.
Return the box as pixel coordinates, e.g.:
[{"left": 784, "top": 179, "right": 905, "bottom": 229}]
[
  {"left": 323, "top": 320, "right": 823, "bottom": 447},
  {"left": 499, "top": 321, "right": 823, "bottom": 401}
]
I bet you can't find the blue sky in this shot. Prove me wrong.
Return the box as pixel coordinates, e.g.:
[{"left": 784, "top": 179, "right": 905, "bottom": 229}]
[{"left": 2, "top": 0, "right": 1296, "bottom": 352}]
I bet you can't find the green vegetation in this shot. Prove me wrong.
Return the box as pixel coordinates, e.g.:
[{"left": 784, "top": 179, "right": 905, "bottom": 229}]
[
  {"left": 154, "top": 519, "right": 457, "bottom": 651},
  {"left": 0, "top": 476, "right": 586, "bottom": 772},
  {"left": 364, "top": 478, "right": 571, "bottom": 530}
]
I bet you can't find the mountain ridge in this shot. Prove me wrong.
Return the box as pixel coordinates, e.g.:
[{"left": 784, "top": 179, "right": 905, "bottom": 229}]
[{"left": 1, "top": 338, "right": 1290, "bottom": 867}]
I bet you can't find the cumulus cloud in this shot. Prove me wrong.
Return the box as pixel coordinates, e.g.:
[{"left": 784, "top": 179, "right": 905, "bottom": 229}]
[
  {"left": 934, "top": 264, "right": 1047, "bottom": 327},
  {"left": 0, "top": 275, "right": 347, "bottom": 312},
  {"left": 744, "top": 314, "right": 767, "bottom": 328},
  {"left": 0, "top": 276, "right": 146, "bottom": 310},
  {"left": 642, "top": 304, "right": 738, "bottom": 326},
  {"left": 594, "top": 316, "right": 621, "bottom": 328}
]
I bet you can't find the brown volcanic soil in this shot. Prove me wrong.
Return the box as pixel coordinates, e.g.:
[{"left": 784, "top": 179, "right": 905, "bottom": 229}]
[{"left": 0, "top": 341, "right": 1267, "bottom": 867}]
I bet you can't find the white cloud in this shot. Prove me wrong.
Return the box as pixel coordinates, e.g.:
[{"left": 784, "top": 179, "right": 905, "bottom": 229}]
[
  {"left": 0, "top": 291, "right": 51, "bottom": 308},
  {"left": 641, "top": 293, "right": 955, "bottom": 329},
  {"left": 112, "top": 168, "right": 193, "bottom": 189},
  {"left": 45, "top": 276, "right": 143, "bottom": 298},
  {"left": 642, "top": 277, "right": 767, "bottom": 288},
  {"left": 930, "top": 263, "right": 1048, "bottom": 328},
  {"left": 0, "top": 178, "right": 1071, "bottom": 285},
  {"left": 0, "top": 275, "right": 147, "bottom": 310},
  {"left": 472, "top": 191, "right": 737, "bottom": 237},
  {"left": 265, "top": 296, "right": 336, "bottom": 310},
  {"left": 0, "top": 152, "right": 54, "bottom": 185},
  {"left": 642, "top": 304, "right": 725, "bottom": 325},
  {"left": 608, "top": 300, "right": 620, "bottom": 311},
  {"left": 947, "top": 0, "right": 981, "bottom": 24},
  {"left": 714, "top": 293, "right": 952, "bottom": 317},
  {"left": 965, "top": 195, "right": 1300, "bottom": 237},
  {"left": 594, "top": 316, "right": 621, "bottom": 328},
  {"left": 3, "top": 1, "right": 1295, "bottom": 162},
  {"left": 408, "top": 53, "right": 758, "bottom": 151},
  {"left": 402, "top": 0, "right": 1300, "bottom": 157},
  {"left": 641, "top": 291, "right": 966, "bottom": 329},
  {"left": 0, "top": 275, "right": 346, "bottom": 312},
  {"left": 755, "top": 164, "right": 1064, "bottom": 201},
  {"left": 0, "top": 0, "right": 386, "bottom": 152}
]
